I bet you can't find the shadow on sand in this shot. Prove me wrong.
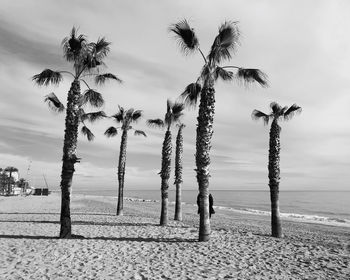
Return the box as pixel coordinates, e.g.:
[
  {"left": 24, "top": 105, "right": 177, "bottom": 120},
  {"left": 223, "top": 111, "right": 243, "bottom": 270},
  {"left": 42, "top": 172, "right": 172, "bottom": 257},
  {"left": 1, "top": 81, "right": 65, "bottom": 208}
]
[
  {"left": 0, "top": 234, "right": 197, "bottom": 243},
  {"left": 0, "top": 220, "right": 166, "bottom": 227},
  {"left": 0, "top": 212, "right": 118, "bottom": 217}
]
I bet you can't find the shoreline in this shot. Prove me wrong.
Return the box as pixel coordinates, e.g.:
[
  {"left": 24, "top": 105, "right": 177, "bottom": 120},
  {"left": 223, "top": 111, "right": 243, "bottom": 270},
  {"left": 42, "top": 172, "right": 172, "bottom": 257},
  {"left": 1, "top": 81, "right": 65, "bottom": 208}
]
[{"left": 47, "top": 192, "right": 350, "bottom": 229}]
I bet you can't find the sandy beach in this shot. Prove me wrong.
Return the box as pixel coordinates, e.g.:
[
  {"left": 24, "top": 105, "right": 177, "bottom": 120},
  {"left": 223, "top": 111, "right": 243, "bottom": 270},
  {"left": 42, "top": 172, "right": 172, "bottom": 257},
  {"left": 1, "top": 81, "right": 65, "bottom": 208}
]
[{"left": 0, "top": 194, "right": 349, "bottom": 280}]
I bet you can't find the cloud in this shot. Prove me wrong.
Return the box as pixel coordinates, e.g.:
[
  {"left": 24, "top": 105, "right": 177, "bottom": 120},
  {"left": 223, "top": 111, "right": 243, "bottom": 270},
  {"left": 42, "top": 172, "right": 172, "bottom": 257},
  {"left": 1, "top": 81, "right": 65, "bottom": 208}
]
[{"left": 0, "top": 0, "right": 349, "bottom": 192}]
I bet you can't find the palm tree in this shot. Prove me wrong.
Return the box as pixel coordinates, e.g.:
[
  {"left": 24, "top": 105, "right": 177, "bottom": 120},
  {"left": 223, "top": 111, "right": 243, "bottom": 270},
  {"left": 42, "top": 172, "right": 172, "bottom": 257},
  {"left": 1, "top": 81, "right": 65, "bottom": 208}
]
[
  {"left": 170, "top": 20, "right": 268, "bottom": 241},
  {"left": 105, "top": 106, "right": 146, "bottom": 216},
  {"left": 32, "top": 27, "right": 121, "bottom": 238},
  {"left": 4, "top": 166, "right": 18, "bottom": 195},
  {"left": 252, "top": 102, "right": 301, "bottom": 238},
  {"left": 17, "top": 178, "right": 28, "bottom": 193},
  {"left": 174, "top": 123, "right": 185, "bottom": 221},
  {"left": 147, "top": 100, "right": 184, "bottom": 226}
]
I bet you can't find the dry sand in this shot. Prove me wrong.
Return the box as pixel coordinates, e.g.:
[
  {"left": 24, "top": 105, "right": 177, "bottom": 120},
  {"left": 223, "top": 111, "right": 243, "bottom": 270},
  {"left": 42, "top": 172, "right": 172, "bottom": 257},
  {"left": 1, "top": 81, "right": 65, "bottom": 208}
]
[{"left": 0, "top": 193, "right": 349, "bottom": 279}]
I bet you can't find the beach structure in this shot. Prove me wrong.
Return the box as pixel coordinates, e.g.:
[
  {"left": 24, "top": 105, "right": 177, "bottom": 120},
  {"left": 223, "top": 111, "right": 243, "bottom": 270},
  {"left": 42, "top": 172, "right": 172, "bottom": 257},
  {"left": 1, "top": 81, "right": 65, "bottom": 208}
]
[{"left": 170, "top": 19, "right": 268, "bottom": 241}]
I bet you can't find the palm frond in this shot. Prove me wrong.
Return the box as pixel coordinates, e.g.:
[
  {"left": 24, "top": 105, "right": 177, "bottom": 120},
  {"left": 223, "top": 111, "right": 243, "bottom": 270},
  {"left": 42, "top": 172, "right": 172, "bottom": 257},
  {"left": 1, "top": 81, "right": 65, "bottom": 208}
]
[
  {"left": 112, "top": 114, "right": 124, "bottom": 124},
  {"left": 44, "top": 92, "right": 65, "bottom": 113},
  {"left": 125, "top": 108, "right": 135, "bottom": 120},
  {"left": 147, "top": 119, "right": 164, "bottom": 129},
  {"left": 214, "top": 67, "right": 234, "bottom": 81},
  {"left": 104, "top": 126, "right": 118, "bottom": 137},
  {"left": 77, "top": 108, "right": 86, "bottom": 122},
  {"left": 62, "top": 27, "right": 87, "bottom": 62},
  {"left": 32, "top": 69, "right": 63, "bottom": 86},
  {"left": 132, "top": 110, "right": 143, "bottom": 121},
  {"left": 284, "top": 104, "right": 302, "bottom": 120},
  {"left": 209, "top": 21, "right": 240, "bottom": 63},
  {"left": 95, "top": 73, "right": 122, "bottom": 85},
  {"left": 90, "top": 37, "right": 111, "bottom": 60},
  {"left": 199, "top": 64, "right": 211, "bottom": 81},
  {"left": 252, "top": 109, "right": 270, "bottom": 125},
  {"left": 82, "top": 111, "right": 107, "bottom": 123},
  {"left": 180, "top": 83, "right": 202, "bottom": 107},
  {"left": 172, "top": 102, "right": 185, "bottom": 115},
  {"left": 81, "top": 125, "right": 95, "bottom": 141},
  {"left": 81, "top": 89, "right": 104, "bottom": 107},
  {"left": 280, "top": 106, "right": 289, "bottom": 115},
  {"left": 134, "top": 130, "right": 147, "bottom": 137},
  {"left": 169, "top": 19, "right": 199, "bottom": 55},
  {"left": 237, "top": 68, "right": 268, "bottom": 87},
  {"left": 270, "top": 102, "right": 283, "bottom": 115}
]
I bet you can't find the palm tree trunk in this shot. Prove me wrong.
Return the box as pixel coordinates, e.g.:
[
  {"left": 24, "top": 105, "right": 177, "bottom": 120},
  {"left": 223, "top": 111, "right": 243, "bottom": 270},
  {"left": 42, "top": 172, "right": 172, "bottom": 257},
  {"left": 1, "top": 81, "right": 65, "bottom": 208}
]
[
  {"left": 268, "top": 119, "right": 282, "bottom": 238},
  {"left": 160, "top": 130, "right": 172, "bottom": 226},
  {"left": 117, "top": 129, "right": 128, "bottom": 216},
  {"left": 59, "top": 80, "right": 81, "bottom": 238},
  {"left": 196, "top": 84, "right": 215, "bottom": 242},
  {"left": 7, "top": 171, "right": 12, "bottom": 195},
  {"left": 174, "top": 125, "right": 184, "bottom": 221}
]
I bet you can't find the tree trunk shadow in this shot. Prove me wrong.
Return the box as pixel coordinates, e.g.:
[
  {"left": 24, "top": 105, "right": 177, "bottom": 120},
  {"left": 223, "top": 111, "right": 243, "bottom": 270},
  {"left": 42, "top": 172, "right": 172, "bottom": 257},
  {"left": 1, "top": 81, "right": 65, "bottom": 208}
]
[{"left": 0, "top": 234, "right": 197, "bottom": 243}]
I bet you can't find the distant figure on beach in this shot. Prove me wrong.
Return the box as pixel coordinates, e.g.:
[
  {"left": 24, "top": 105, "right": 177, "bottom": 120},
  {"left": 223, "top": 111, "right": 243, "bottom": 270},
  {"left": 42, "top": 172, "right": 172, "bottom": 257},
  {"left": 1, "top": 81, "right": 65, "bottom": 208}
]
[{"left": 197, "top": 193, "right": 215, "bottom": 218}]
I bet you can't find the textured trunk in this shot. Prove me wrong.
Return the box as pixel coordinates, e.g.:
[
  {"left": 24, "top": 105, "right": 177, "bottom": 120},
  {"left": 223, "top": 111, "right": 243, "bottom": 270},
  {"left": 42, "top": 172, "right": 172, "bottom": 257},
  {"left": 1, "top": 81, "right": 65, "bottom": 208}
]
[
  {"left": 160, "top": 130, "right": 172, "bottom": 226},
  {"left": 7, "top": 171, "right": 12, "bottom": 195},
  {"left": 117, "top": 129, "right": 128, "bottom": 216},
  {"left": 59, "top": 80, "right": 81, "bottom": 238},
  {"left": 196, "top": 82, "right": 215, "bottom": 242},
  {"left": 268, "top": 119, "right": 282, "bottom": 238},
  {"left": 174, "top": 125, "right": 184, "bottom": 221}
]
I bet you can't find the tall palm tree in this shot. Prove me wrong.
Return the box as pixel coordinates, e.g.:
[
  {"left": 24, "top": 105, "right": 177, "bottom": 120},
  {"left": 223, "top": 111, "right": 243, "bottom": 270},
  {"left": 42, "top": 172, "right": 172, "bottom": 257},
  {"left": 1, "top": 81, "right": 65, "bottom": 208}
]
[
  {"left": 252, "top": 102, "right": 301, "bottom": 238},
  {"left": 4, "top": 166, "right": 18, "bottom": 195},
  {"left": 170, "top": 20, "right": 268, "bottom": 241},
  {"left": 147, "top": 99, "right": 184, "bottom": 226},
  {"left": 174, "top": 123, "right": 185, "bottom": 221},
  {"left": 105, "top": 106, "right": 146, "bottom": 216},
  {"left": 32, "top": 27, "right": 121, "bottom": 238}
]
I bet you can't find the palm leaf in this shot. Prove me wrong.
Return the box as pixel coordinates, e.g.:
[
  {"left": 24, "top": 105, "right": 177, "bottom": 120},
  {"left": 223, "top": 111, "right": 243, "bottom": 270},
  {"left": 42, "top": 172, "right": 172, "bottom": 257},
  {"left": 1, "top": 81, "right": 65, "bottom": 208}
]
[
  {"left": 252, "top": 109, "right": 270, "bottom": 125},
  {"left": 90, "top": 37, "right": 110, "bottom": 60},
  {"left": 44, "top": 93, "right": 65, "bottom": 113},
  {"left": 81, "top": 125, "right": 95, "bottom": 141},
  {"left": 172, "top": 102, "right": 184, "bottom": 115},
  {"left": 112, "top": 111, "right": 124, "bottom": 123},
  {"left": 132, "top": 110, "right": 143, "bottom": 121},
  {"left": 82, "top": 111, "right": 107, "bottom": 123},
  {"left": 147, "top": 119, "right": 164, "bottom": 129},
  {"left": 104, "top": 126, "right": 118, "bottom": 137},
  {"left": 209, "top": 21, "right": 240, "bottom": 63},
  {"left": 237, "top": 68, "right": 268, "bottom": 87},
  {"left": 214, "top": 67, "right": 234, "bottom": 81},
  {"left": 134, "top": 130, "right": 147, "bottom": 137},
  {"left": 284, "top": 104, "right": 302, "bottom": 120},
  {"left": 180, "top": 83, "right": 202, "bottom": 107},
  {"left": 62, "top": 27, "right": 87, "bottom": 62},
  {"left": 270, "top": 102, "right": 283, "bottom": 115},
  {"left": 169, "top": 19, "right": 199, "bottom": 55},
  {"left": 125, "top": 108, "right": 135, "bottom": 120},
  {"left": 81, "top": 89, "right": 104, "bottom": 107},
  {"left": 95, "top": 73, "right": 122, "bottom": 85},
  {"left": 32, "top": 69, "right": 63, "bottom": 86}
]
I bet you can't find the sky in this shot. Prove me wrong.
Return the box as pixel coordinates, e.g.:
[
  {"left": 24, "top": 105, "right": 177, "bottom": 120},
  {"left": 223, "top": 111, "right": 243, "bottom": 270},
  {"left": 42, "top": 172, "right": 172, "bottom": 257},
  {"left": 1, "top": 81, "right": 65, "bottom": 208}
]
[{"left": 0, "top": 0, "right": 349, "bottom": 192}]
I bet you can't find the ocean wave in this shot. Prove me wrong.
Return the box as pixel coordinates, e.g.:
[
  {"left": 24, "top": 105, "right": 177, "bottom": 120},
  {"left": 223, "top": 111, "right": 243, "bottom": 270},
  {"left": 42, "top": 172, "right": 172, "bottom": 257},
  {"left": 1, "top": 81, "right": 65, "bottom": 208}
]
[{"left": 210, "top": 205, "right": 350, "bottom": 228}]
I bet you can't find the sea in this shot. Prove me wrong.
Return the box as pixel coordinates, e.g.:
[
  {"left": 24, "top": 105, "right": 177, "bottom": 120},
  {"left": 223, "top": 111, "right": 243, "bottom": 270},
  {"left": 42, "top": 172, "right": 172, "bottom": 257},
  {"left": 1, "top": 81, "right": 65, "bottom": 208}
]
[{"left": 76, "top": 189, "right": 350, "bottom": 228}]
